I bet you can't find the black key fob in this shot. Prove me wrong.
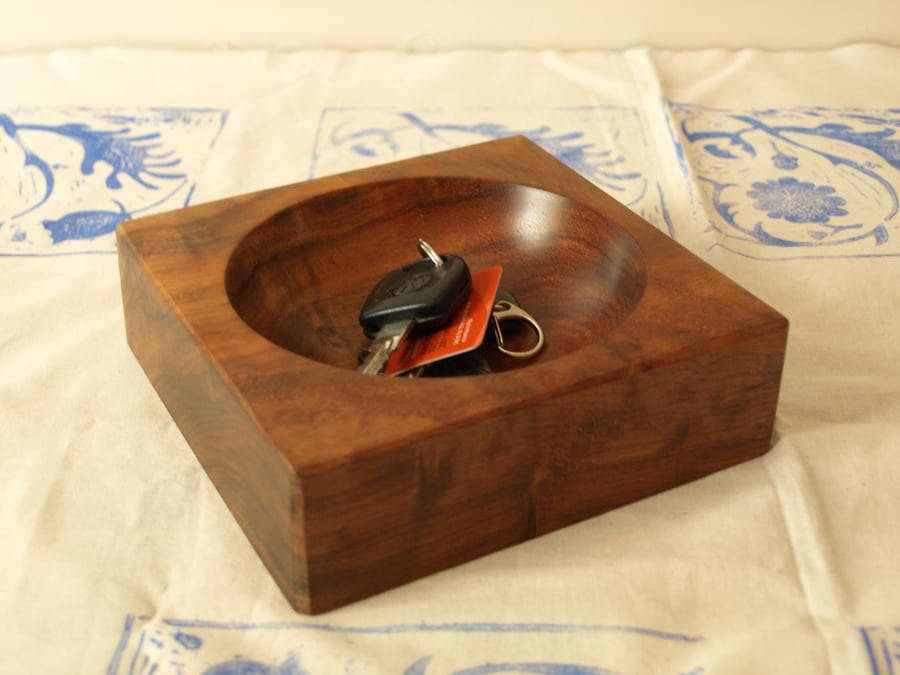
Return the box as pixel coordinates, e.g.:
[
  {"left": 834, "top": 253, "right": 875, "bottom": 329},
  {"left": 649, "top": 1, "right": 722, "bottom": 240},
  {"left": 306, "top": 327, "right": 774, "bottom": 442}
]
[{"left": 358, "top": 254, "right": 471, "bottom": 339}]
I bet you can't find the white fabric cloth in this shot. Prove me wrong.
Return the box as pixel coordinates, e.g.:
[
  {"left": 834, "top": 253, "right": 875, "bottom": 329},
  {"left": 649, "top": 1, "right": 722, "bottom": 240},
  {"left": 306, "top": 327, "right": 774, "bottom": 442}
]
[{"left": 1, "top": 46, "right": 899, "bottom": 674}]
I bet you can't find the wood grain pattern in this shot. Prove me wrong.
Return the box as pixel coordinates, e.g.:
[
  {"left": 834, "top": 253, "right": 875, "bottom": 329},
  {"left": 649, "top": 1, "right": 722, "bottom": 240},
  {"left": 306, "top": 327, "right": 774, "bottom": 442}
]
[{"left": 117, "top": 136, "right": 788, "bottom": 614}]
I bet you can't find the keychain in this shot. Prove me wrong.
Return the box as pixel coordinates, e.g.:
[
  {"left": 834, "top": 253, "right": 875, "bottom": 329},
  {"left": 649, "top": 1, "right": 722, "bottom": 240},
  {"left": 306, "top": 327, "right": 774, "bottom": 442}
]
[
  {"left": 356, "top": 240, "right": 545, "bottom": 377},
  {"left": 491, "top": 294, "right": 545, "bottom": 360},
  {"left": 416, "top": 288, "right": 545, "bottom": 378}
]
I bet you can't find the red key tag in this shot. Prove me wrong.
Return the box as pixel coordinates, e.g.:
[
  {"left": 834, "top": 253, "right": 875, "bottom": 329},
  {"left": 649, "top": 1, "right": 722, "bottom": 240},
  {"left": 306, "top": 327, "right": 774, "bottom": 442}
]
[{"left": 384, "top": 266, "right": 503, "bottom": 377}]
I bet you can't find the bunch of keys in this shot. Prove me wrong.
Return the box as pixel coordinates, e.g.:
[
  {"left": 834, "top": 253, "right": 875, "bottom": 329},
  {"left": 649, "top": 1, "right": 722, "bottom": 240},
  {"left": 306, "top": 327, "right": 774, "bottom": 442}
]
[{"left": 357, "top": 240, "right": 545, "bottom": 376}]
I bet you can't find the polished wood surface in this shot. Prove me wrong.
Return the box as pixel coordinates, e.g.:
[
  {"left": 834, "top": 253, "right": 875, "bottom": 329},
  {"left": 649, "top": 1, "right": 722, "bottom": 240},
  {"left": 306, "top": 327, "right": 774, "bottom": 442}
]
[
  {"left": 117, "top": 136, "right": 788, "bottom": 614},
  {"left": 225, "top": 177, "right": 647, "bottom": 372}
]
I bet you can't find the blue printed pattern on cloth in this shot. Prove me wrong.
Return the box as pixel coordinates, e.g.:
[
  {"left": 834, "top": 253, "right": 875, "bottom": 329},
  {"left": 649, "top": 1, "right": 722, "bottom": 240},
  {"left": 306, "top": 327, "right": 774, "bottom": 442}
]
[
  {"left": 310, "top": 107, "right": 665, "bottom": 228},
  {"left": 0, "top": 107, "right": 227, "bottom": 256},
  {"left": 106, "top": 615, "right": 706, "bottom": 675},
  {"left": 6, "top": 104, "right": 898, "bottom": 262},
  {"left": 860, "top": 626, "right": 900, "bottom": 675},
  {"left": 666, "top": 104, "right": 900, "bottom": 259}
]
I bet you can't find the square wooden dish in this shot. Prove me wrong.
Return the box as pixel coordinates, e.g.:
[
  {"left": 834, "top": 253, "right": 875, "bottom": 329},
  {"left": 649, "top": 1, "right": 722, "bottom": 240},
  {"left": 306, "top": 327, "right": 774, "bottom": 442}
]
[{"left": 117, "top": 136, "right": 788, "bottom": 614}]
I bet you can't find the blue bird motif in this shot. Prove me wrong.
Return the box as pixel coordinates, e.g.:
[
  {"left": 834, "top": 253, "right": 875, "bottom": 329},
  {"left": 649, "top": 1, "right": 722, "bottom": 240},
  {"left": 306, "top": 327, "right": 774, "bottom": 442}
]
[
  {"left": 0, "top": 107, "right": 227, "bottom": 254},
  {"left": 41, "top": 201, "right": 130, "bottom": 243}
]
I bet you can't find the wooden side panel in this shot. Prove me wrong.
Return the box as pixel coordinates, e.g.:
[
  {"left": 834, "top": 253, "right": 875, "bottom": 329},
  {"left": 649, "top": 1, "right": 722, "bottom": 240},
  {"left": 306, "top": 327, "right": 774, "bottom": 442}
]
[
  {"left": 523, "top": 324, "right": 789, "bottom": 533},
  {"left": 117, "top": 230, "right": 308, "bottom": 611},
  {"left": 301, "top": 322, "right": 787, "bottom": 613}
]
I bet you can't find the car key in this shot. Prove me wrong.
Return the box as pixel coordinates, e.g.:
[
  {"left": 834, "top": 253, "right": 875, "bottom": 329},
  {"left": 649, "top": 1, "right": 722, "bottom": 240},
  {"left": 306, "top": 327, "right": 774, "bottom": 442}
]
[{"left": 357, "top": 240, "right": 471, "bottom": 375}]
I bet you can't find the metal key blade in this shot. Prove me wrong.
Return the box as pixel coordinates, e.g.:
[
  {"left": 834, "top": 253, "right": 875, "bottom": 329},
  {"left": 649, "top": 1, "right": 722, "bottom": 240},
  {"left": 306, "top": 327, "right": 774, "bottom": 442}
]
[{"left": 357, "top": 319, "right": 415, "bottom": 375}]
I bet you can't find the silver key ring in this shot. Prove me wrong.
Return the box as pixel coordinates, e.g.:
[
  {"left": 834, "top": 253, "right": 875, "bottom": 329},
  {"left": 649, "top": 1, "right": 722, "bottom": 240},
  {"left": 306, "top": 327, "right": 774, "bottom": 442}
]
[{"left": 491, "top": 300, "right": 545, "bottom": 360}]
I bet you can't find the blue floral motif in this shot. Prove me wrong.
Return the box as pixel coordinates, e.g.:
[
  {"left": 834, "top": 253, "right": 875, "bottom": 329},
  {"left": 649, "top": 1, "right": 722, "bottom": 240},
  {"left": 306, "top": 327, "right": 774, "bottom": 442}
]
[
  {"left": 668, "top": 103, "right": 900, "bottom": 258},
  {"left": 747, "top": 177, "right": 848, "bottom": 224},
  {"left": 769, "top": 143, "right": 799, "bottom": 170}
]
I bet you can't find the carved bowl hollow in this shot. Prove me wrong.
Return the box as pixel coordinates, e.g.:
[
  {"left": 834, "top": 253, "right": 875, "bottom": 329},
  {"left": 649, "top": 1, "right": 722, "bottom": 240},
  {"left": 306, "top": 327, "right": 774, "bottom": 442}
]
[{"left": 224, "top": 177, "right": 648, "bottom": 374}]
